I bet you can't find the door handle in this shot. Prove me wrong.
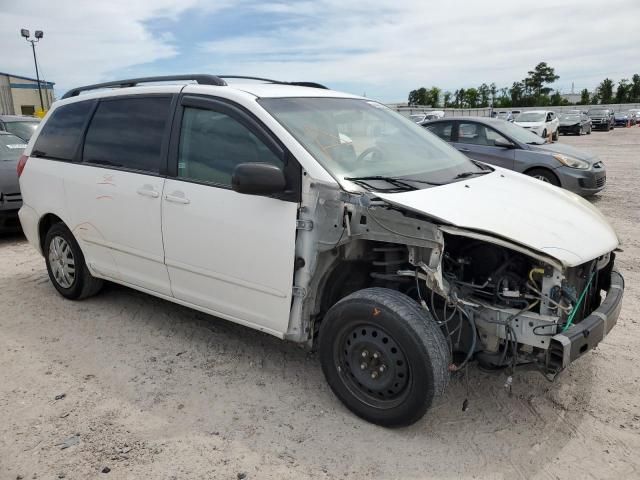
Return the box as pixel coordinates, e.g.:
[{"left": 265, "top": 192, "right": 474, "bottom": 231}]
[
  {"left": 457, "top": 147, "right": 470, "bottom": 152},
  {"left": 136, "top": 187, "right": 160, "bottom": 198},
  {"left": 164, "top": 193, "right": 190, "bottom": 204}
]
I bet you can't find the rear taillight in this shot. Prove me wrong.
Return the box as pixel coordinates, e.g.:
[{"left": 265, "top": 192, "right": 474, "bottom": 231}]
[{"left": 17, "top": 154, "right": 28, "bottom": 177}]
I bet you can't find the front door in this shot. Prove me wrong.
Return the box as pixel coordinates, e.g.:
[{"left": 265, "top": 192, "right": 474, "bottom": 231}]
[
  {"left": 162, "top": 95, "right": 298, "bottom": 336},
  {"left": 453, "top": 121, "right": 516, "bottom": 170}
]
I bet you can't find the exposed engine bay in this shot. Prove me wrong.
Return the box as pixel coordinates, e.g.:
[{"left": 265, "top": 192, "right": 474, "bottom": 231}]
[
  {"left": 293, "top": 184, "right": 620, "bottom": 378},
  {"left": 431, "top": 234, "right": 612, "bottom": 374}
]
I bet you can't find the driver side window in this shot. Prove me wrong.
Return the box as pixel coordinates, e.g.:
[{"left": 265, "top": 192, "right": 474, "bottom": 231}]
[{"left": 178, "top": 107, "right": 283, "bottom": 186}]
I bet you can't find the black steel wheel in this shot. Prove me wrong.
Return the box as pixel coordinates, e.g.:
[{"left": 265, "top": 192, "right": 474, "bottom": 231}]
[{"left": 319, "top": 288, "right": 450, "bottom": 427}]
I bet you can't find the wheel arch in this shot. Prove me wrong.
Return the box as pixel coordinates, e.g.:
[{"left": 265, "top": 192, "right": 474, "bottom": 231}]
[
  {"left": 523, "top": 166, "right": 561, "bottom": 186},
  {"left": 38, "top": 213, "right": 66, "bottom": 254}
]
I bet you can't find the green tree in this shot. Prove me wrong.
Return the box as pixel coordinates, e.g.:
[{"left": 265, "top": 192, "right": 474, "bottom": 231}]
[
  {"left": 526, "top": 62, "right": 560, "bottom": 98},
  {"left": 579, "top": 88, "right": 590, "bottom": 105},
  {"left": 510, "top": 81, "right": 524, "bottom": 106},
  {"left": 408, "top": 87, "right": 429, "bottom": 105},
  {"left": 615, "top": 79, "right": 630, "bottom": 103},
  {"left": 490, "top": 83, "right": 497, "bottom": 106},
  {"left": 478, "top": 83, "right": 491, "bottom": 107},
  {"left": 630, "top": 74, "right": 640, "bottom": 103},
  {"left": 496, "top": 87, "right": 511, "bottom": 108},
  {"left": 597, "top": 78, "right": 614, "bottom": 104},
  {"left": 427, "top": 87, "right": 441, "bottom": 107},
  {"left": 443, "top": 91, "right": 452, "bottom": 108},
  {"left": 550, "top": 90, "right": 563, "bottom": 106},
  {"left": 457, "top": 88, "right": 466, "bottom": 107},
  {"left": 464, "top": 88, "right": 479, "bottom": 108}
]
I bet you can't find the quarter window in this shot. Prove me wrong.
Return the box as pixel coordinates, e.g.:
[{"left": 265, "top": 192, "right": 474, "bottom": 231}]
[
  {"left": 177, "top": 107, "right": 283, "bottom": 186},
  {"left": 83, "top": 96, "right": 172, "bottom": 173},
  {"left": 33, "top": 101, "right": 94, "bottom": 161}
]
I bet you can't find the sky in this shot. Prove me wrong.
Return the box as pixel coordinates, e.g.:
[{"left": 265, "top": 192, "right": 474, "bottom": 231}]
[{"left": 1, "top": 0, "right": 639, "bottom": 103}]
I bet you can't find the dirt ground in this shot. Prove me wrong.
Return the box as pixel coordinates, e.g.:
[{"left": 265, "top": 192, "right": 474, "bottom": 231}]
[{"left": 1, "top": 127, "right": 639, "bottom": 480}]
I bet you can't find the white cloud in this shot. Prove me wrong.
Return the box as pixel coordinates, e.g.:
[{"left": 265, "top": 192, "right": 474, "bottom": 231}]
[
  {"left": 0, "top": 0, "right": 233, "bottom": 94},
  {"left": 201, "top": 0, "right": 640, "bottom": 101},
  {"left": 1, "top": 0, "right": 638, "bottom": 102}
]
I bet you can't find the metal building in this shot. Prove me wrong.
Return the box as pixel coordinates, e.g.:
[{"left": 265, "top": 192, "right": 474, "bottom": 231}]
[{"left": 0, "top": 72, "right": 55, "bottom": 116}]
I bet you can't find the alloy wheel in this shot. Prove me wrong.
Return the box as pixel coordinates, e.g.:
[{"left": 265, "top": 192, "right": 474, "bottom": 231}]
[{"left": 48, "top": 236, "right": 76, "bottom": 288}]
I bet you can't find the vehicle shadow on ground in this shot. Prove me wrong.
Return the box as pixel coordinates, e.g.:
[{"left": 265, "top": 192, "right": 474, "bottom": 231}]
[{"left": 69, "top": 281, "right": 594, "bottom": 478}]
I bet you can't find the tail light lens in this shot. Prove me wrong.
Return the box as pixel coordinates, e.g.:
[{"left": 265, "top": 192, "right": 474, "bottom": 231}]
[{"left": 17, "top": 154, "right": 28, "bottom": 177}]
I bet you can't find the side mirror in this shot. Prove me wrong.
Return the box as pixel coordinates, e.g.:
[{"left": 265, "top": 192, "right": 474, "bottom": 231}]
[
  {"left": 231, "top": 162, "right": 286, "bottom": 195},
  {"left": 494, "top": 138, "right": 515, "bottom": 148}
]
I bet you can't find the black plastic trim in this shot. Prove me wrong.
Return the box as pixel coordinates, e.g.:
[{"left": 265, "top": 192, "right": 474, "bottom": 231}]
[
  {"left": 548, "top": 268, "right": 624, "bottom": 372},
  {"left": 62, "top": 74, "right": 227, "bottom": 99}
]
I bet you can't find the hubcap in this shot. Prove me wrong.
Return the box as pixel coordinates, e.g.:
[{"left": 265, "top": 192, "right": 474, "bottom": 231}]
[
  {"left": 48, "top": 236, "right": 76, "bottom": 288},
  {"left": 337, "top": 324, "right": 410, "bottom": 407},
  {"left": 534, "top": 175, "right": 550, "bottom": 183}
]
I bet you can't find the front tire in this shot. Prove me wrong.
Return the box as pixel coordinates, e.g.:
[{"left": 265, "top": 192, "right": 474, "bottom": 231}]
[
  {"left": 552, "top": 128, "right": 559, "bottom": 141},
  {"left": 319, "top": 288, "right": 450, "bottom": 427},
  {"left": 526, "top": 168, "right": 560, "bottom": 186},
  {"left": 44, "top": 223, "right": 103, "bottom": 300},
  {"left": 541, "top": 129, "right": 547, "bottom": 139}
]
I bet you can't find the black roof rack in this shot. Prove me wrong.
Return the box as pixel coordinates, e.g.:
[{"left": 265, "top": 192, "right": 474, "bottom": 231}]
[
  {"left": 61, "top": 74, "right": 227, "bottom": 99},
  {"left": 218, "top": 76, "right": 328, "bottom": 89}
]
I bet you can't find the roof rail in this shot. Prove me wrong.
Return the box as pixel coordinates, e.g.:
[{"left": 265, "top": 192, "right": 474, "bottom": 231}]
[
  {"left": 61, "top": 74, "right": 227, "bottom": 99},
  {"left": 218, "top": 76, "right": 328, "bottom": 89}
]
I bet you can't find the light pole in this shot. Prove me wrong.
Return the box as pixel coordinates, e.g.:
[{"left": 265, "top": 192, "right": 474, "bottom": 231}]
[{"left": 20, "top": 28, "right": 45, "bottom": 111}]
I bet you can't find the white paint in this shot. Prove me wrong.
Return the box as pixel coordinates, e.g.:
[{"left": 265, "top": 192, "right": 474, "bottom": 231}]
[
  {"left": 161, "top": 179, "right": 297, "bottom": 334},
  {"left": 376, "top": 167, "right": 619, "bottom": 267}
]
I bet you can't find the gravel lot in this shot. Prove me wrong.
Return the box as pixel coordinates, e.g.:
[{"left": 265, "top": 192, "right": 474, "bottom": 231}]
[{"left": 1, "top": 127, "right": 639, "bottom": 480}]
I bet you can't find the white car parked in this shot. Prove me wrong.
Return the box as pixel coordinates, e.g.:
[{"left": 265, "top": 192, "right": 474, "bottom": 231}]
[
  {"left": 514, "top": 110, "right": 560, "bottom": 141},
  {"left": 18, "top": 75, "right": 624, "bottom": 427}
]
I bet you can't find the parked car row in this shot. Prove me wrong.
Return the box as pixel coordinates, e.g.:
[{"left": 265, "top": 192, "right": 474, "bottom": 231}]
[
  {"left": 429, "top": 107, "right": 640, "bottom": 137},
  {"left": 14, "top": 74, "right": 624, "bottom": 427}
]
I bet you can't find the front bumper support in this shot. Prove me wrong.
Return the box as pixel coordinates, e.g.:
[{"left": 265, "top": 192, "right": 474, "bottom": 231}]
[{"left": 547, "top": 269, "right": 624, "bottom": 372}]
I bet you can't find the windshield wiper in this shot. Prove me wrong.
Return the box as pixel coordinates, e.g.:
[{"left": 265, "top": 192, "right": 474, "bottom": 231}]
[
  {"left": 344, "top": 175, "right": 443, "bottom": 192},
  {"left": 452, "top": 170, "right": 492, "bottom": 179}
]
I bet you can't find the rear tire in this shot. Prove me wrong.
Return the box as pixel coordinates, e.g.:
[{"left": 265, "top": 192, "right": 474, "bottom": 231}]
[
  {"left": 44, "top": 223, "right": 103, "bottom": 300},
  {"left": 319, "top": 287, "right": 450, "bottom": 427},
  {"left": 526, "top": 168, "right": 560, "bottom": 186},
  {"left": 552, "top": 128, "right": 559, "bottom": 141}
]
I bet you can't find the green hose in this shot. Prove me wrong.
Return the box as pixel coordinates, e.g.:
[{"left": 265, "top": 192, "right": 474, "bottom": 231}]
[{"left": 562, "top": 271, "right": 596, "bottom": 332}]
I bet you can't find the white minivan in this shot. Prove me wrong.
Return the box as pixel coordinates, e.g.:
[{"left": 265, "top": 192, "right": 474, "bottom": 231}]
[{"left": 18, "top": 75, "right": 624, "bottom": 427}]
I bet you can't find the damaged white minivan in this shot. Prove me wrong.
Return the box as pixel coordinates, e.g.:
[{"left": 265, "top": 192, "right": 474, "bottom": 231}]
[{"left": 18, "top": 75, "right": 624, "bottom": 427}]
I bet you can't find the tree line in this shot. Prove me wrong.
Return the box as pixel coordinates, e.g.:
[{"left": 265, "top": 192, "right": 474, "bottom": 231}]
[{"left": 408, "top": 62, "right": 640, "bottom": 109}]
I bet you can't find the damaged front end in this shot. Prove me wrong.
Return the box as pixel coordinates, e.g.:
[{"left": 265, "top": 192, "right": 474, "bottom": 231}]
[
  {"left": 289, "top": 179, "right": 624, "bottom": 379},
  {"left": 435, "top": 227, "right": 623, "bottom": 377}
]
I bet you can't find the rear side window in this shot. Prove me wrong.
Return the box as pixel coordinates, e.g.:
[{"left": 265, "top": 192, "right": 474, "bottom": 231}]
[
  {"left": 33, "top": 101, "right": 93, "bottom": 161},
  {"left": 83, "top": 96, "right": 172, "bottom": 173}
]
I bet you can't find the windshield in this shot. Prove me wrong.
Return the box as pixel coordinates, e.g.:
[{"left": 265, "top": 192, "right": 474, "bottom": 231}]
[
  {"left": 4, "top": 121, "right": 39, "bottom": 141},
  {"left": 409, "top": 114, "right": 424, "bottom": 122},
  {"left": 491, "top": 119, "right": 546, "bottom": 144},
  {"left": 259, "top": 97, "right": 482, "bottom": 189},
  {"left": 0, "top": 134, "right": 27, "bottom": 161},
  {"left": 588, "top": 109, "right": 608, "bottom": 116},
  {"left": 515, "top": 112, "right": 545, "bottom": 122},
  {"left": 560, "top": 114, "right": 580, "bottom": 121}
]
